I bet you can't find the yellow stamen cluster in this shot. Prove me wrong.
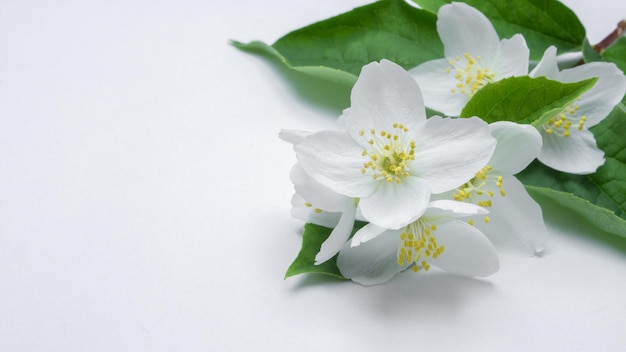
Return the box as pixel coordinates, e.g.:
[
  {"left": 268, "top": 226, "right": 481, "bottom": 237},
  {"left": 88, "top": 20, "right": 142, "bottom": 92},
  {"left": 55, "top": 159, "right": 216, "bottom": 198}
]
[
  {"left": 543, "top": 99, "right": 586, "bottom": 138},
  {"left": 453, "top": 165, "right": 506, "bottom": 224},
  {"left": 397, "top": 220, "right": 444, "bottom": 272},
  {"left": 360, "top": 123, "right": 416, "bottom": 184},
  {"left": 446, "top": 53, "right": 495, "bottom": 97}
]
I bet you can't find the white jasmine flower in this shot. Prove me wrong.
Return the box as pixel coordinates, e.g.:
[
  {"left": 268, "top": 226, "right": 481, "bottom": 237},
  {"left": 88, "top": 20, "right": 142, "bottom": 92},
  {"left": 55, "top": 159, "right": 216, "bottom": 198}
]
[
  {"left": 294, "top": 59, "right": 496, "bottom": 234},
  {"left": 444, "top": 122, "right": 547, "bottom": 255},
  {"left": 336, "top": 200, "right": 499, "bottom": 285},
  {"left": 530, "top": 46, "right": 626, "bottom": 174},
  {"left": 410, "top": 2, "right": 529, "bottom": 116}
]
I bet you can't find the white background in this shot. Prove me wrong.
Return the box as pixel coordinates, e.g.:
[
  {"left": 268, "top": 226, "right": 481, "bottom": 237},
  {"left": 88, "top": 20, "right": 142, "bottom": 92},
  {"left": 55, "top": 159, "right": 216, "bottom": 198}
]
[{"left": 1, "top": 0, "right": 626, "bottom": 351}]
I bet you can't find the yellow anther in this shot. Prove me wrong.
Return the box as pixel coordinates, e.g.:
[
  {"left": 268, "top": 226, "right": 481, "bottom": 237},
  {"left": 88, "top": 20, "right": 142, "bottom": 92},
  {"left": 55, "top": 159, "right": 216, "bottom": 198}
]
[
  {"left": 500, "top": 189, "right": 506, "bottom": 196},
  {"left": 359, "top": 130, "right": 365, "bottom": 136},
  {"left": 484, "top": 216, "right": 490, "bottom": 223},
  {"left": 305, "top": 202, "right": 312, "bottom": 207},
  {"left": 314, "top": 208, "right": 322, "bottom": 214},
  {"left": 468, "top": 219, "right": 474, "bottom": 226}
]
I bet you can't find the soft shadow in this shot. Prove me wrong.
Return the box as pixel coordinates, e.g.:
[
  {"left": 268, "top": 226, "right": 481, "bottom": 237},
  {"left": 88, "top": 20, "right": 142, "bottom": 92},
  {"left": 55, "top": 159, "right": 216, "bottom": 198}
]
[
  {"left": 364, "top": 271, "right": 496, "bottom": 320},
  {"left": 290, "top": 273, "right": 348, "bottom": 290},
  {"left": 533, "top": 192, "right": 626, "bottom": 256},
  {"left": 236, "top": 45, "right": 352, "bottom": 117}
]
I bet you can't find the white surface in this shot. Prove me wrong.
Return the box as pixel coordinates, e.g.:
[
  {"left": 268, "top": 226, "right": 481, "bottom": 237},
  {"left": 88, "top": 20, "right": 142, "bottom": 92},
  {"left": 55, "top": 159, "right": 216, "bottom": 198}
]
[{"left": 1, "top": 0, "right": 625, "bottom": 351}]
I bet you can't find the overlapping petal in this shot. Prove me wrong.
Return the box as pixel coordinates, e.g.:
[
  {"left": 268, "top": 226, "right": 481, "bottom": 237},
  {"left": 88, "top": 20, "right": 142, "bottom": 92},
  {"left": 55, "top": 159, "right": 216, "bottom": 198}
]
[
  {"left": 488, "top": 121, "right": 542, "bottom": 174},
  {"left": 538, "top": 128, "right": 605, "bottom": 174},
  {"left": 413, "top": 116, "right": 496, "bottom": 193}
]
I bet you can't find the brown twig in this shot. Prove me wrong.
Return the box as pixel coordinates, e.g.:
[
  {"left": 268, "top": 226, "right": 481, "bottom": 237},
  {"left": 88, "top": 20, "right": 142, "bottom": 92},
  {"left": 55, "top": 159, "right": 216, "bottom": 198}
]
[{"left": 593, "top": 20, "right": 626, "bottom": 53}]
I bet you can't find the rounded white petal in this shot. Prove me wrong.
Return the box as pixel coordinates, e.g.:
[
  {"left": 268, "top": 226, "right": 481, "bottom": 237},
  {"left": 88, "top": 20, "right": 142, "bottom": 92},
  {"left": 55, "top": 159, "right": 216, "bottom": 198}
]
[
  {"left": 429, "top": 220, "right": 499, "bottom": 277},
  {"left": 409, "top": 59, "right": 470, "bottom": 116},
  {"left": 413, "top": 116, "right": 496, "bottom": 193},
  {"left": 279, "top": 129, "right": 311, "bottom": 145},
  {"left": 472, "top": 175, "right": 547, "bottom": 255},
  {"left": 315, "top": 200, "right": 357, "bottom": 264},
  {"left": 290, "top": 193, "right": 341, "bottom": 228},
  {"left": 347, "top": 60, "right": 426, "bottom": 139},
  {"left": 290, "top": 164, "right": 347, "bottom": 212},
  {"left": 438, "top": 3, "right": 500, "bottom": 62},
  {"left": 530, "top": 46, "right": 559, "bottom": 78},
  {"left": 350, "top": 222, "right": 387, "bottom": 246},
  {"left": 557, "top": 61, "right": 626, "bottom": 127},
  {"left": 337, "top": 229, "right": 408, "bottom": 286},
  {"left": 538, "top": 128, "right": 605, "bottom": 174},
  {"left": 489, "top": 121, "right": 542, "bottom": 174},
  {"left": 359, "top": 176, "right": 430, "bottom": 230},
  {"left": 295, "top": 130, "right": 374, "bottom": 197},
  {"left": 492, "top": 34, "right": 530, "bottom": 77},
  {"left": 423, "top": 199, "right": 487, "bottom": 219}
]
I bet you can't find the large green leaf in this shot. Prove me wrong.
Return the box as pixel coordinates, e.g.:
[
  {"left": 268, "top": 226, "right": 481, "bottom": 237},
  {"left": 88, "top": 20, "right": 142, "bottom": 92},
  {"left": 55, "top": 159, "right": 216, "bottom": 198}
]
[
  {"left": 459, "top": 76, "right": 596, "bottom": 125},
  {"left": 518, "top": 103, "right": 626, "bottom": 237},
  {"left": 232, "top": 0, "right": 443, "bottom": 85},
  {"left": 601, "top": 37, "right": 626, "bottom": 75},
  {"left": 411, "top": 0, "right": 586, "bottom": 60},
  {"left": 285, "top": 222, "right": 367, "bottom": 279}
]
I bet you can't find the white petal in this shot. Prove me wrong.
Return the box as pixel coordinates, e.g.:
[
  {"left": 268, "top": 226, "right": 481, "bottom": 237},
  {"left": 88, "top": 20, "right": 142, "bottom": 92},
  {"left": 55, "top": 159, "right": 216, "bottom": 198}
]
[
  {"left": 429, "top": 220, "right": 499, "bottom": 277},
  {"left": 315, "top": 199, "right": 357, "bottom": 264},
  {"left": 423, "top": 199, "right": 487, "bottom": 219},
  {"left": 414, "top": 116, "right": 496, "bottom": 193},
  {"left": 336, "top": 108, "right": 350, "bottom": 129},
  {"left": 279, "top": 129, "right": 311, "bottom": 145},
  {"left": 489, "top": 121, "right": 542, "bottom": 174},
  {"left": 558, "top": 61, "right": 626, "bottom": 127},
  {"left": 409, "top": 59, "right": 470, "bottom": 116},
  {"left": 437, "top": 3, "right": 499, "bottom": 62},
  {"left": 530, "top": 46, "right": 559, "bottom": 78},
  {"left": 359, "top": 176, "right": 430, "bottom": 230},
  {"left": 290, "top": 193, "right": 340, "bottom": 228},
  {"left": 290, "top": 164, "right": 346, "bottom": 212},
  {"left": 295, "top": 130, "right": 374, "bottom": 197},
  {"left": 337, "top": 229, "right": 408, "bottom": 286},
  {"left": 350, "top": 222, "right": 387, "bottom": 246},
  {"left": 347, "top": 60, "right": 426, "bottom": 139},
  {"left": 492, "top": 34, "right": 529, "bottom": 77},
  {"left": 472, "top": 175, "right": 547, "bottom": 255},
  {"left": 538, "top": 128, "right": 605, "bottom": 174}
]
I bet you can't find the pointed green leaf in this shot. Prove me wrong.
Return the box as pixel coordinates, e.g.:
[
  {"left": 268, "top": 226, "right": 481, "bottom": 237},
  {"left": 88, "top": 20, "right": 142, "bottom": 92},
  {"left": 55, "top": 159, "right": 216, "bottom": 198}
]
[
  {"left": 233, "top": 0, "right": 443, "bottom": 85},
  {"left": 285, "top": 222, "right": 367, "bottom": 279},
  {"left": 411, "top": 0, "right": 586, "bottom": 60},
  {"left": 601, "top": 37, "right": 626, "bottom": 75},
  {"left": 459, "top": 76, "right": 597, "bottom": 126},
  {"left": 518, "top": 103, "right": 626, "bottom": 237}
]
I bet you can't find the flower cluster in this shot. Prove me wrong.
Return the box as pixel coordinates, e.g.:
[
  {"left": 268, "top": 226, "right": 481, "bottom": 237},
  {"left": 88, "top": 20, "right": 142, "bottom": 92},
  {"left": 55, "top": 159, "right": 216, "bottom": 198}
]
[{"left": 281, "top": 3, "right": 626, "bottom": 285}]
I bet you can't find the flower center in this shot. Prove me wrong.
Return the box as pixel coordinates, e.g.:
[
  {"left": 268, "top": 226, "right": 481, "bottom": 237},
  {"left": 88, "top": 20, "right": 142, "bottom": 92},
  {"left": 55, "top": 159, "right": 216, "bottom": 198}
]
[
  {"left": 397, "top": 219, "right": 444, "bottom": 272},
  {"left": 542, "top": 98, "right": 587, "bottom": 138},
  {"left": 446, "top": 53, "right": 495, "bottom": 97},
  {"left": 453, "top": 165, "right": 505, "bottom": 224},
  {"left": 359, "top": 123, "right": 416, "bottom": 184}
]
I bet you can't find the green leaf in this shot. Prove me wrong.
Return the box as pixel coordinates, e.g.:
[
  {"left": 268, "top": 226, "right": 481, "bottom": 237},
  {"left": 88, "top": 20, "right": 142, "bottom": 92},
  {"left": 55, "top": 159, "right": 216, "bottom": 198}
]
[
  {"left": 459, "top": 76, "right": 597, "bottom": 125},
  {"left": 411, "top": 0, "right": 586, "bottom": 60},
  {"left": 517, "top": 104, "right": 626, "bottom": 237},
  {"left": 285, "top": 222, "right": 367, "bottom": 279},
  {"left": 233, "top": 0, "right": 443, "bottom": 85},
  {"left": 601, "top": 37, "right": 626, "bottom": 75},
  {"left": 582, "top": 38, "right": 603, "bottom": 63}
]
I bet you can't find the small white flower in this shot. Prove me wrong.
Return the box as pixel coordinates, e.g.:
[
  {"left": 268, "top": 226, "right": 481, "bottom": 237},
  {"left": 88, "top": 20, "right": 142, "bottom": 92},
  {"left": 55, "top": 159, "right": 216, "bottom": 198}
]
[
  {"left": 443, "top": 122, "right": 548, "bottom": 255},
  {"left": 336, "top": 200, "right": 499, "bottom": 286},
  {"left": 294, "top": 60, "right": 496, "bottom": 234},
  {"left": 410, "top": 2, "right": 529, "bottom": 116},
  {"left": 530, "top": 46, "right": 626, "bottom": 174}
]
